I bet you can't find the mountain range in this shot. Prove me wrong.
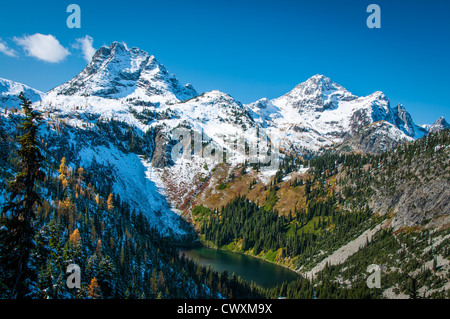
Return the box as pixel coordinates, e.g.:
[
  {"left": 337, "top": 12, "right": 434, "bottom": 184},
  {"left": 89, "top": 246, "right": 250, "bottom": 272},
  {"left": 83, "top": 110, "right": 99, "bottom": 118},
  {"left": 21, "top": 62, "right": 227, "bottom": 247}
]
[
  {"left": 1, "top": 42, "right": 447, "bottom": 233},
  {"left": 2, "top": 42, "right": 443, "bottom": 154},
  {"left": 1, "top": 41, "right": 449, "bottom": 299}
]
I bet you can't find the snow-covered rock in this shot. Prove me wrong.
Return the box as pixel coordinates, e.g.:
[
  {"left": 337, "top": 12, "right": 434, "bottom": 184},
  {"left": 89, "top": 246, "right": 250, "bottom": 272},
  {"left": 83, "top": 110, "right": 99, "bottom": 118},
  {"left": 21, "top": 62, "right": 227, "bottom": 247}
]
[
  {"left": 246, "top": 74, "right": 425, "bottom": 153},
  {"left": 425, "top": 116, "right": 450, "bottom": 133},
  {"left": 0, "top": 77, "right": 43, "bottom": 109},
  {"left": 47, "top": 41, "right": 197, "bottom": 105}
]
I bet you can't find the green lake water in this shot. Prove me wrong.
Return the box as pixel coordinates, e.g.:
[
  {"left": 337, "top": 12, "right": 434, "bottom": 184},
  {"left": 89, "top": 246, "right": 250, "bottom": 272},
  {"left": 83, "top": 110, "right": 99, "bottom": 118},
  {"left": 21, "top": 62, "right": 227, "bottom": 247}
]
[{"left": 179, "top": 247, "right": 299, "bottom": 289}]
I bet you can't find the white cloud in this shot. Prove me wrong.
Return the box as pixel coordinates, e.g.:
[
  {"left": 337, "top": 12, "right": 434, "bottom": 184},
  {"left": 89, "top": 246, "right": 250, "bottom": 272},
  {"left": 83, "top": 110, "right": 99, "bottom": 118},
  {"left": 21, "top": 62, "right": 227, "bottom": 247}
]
[
  {"left": 74, "top": 35, "right": 96, "bottom": 63},
  {"left": 0, "top": 39, "right": 18, "bottom": 57},
  {"left": 14, "top": 33, "right": 70, "bottom": 63}
]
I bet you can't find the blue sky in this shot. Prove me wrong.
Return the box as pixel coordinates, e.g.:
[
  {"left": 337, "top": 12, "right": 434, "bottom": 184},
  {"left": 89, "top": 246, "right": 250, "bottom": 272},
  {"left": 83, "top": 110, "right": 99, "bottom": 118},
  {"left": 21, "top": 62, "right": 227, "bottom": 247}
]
[{"left": 0, "top": 0, "right": 449, "bottom": 124}]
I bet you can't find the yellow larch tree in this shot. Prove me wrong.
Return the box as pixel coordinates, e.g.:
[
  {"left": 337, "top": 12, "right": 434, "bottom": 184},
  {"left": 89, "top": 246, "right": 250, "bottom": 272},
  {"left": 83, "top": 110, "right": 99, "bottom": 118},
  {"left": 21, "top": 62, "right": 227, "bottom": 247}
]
[{"left": 107, "top": 193, "right": 114, "bottom": 211}]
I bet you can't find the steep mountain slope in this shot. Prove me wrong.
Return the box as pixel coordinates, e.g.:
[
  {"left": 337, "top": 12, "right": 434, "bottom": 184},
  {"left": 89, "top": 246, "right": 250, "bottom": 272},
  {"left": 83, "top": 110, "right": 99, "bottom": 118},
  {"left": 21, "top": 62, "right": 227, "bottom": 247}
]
[
  {"left": 0, "top": 110, "right": 266, "bottom": 300},
  {"left": 10, "top": 42, "right": 207, "bottom": 239},
  {"left": 36, "top": 43, "right": 265, "bottom": 218}
]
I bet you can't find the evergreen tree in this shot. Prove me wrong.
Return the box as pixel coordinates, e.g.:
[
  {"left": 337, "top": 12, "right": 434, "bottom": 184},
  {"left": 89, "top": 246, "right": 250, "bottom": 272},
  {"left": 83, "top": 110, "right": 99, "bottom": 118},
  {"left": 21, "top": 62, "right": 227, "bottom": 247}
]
[
  {"left": 97, "top": 256, "right": 115, "bottom": 298},
  {"left": 0, "top": 93, "right": 44, "bottom": 298}
]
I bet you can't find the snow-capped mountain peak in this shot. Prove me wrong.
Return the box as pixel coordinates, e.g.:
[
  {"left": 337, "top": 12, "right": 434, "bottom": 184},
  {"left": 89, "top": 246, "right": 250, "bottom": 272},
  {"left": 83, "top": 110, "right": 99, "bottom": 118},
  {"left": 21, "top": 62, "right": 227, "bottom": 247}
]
[
  {"left": 49, "top": 42, "right": 197, "bottom": 104},
  {"left": 274, "top": 74, "right": 357, "bottom": 112},
  {"left": 0, "top": 77, "right": 43, "bottom": 109},
  {"left": 426, "top": 116, "right": 450, "bottom": 133},
  {"left": 245, "top": 75, "right": 424, "bottom": 153}
]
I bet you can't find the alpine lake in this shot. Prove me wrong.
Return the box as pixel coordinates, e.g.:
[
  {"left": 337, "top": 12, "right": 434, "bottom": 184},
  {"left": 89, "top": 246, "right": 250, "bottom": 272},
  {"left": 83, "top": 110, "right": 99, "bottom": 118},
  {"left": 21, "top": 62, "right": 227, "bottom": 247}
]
[{"left": 179, "top": 246, "right": 300, "bottom": 289}]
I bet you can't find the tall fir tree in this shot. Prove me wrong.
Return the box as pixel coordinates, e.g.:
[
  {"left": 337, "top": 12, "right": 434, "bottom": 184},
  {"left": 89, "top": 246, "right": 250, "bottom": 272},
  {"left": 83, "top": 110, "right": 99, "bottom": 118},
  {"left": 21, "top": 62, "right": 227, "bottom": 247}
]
[{"left": 0, "top": 92, "right": 44, "bottom": 298}]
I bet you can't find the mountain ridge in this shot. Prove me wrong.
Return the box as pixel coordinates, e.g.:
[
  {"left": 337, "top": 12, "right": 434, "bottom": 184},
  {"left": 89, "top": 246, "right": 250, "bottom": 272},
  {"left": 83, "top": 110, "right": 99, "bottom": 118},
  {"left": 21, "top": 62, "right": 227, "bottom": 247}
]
[
  {"left": 1, "top": 42, "right": 445, "bottom": 154},
  {"left": 0, "top": 77, "right": 44, "bottom": 109},
  {"left": 247, "top": 74, "right": 428, "bottom": 154}
]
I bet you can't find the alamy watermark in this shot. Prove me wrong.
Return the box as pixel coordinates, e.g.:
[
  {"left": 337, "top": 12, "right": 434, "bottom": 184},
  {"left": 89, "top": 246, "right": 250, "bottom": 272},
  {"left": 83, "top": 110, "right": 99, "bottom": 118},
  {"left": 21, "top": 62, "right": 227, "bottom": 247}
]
[
  {"left": 67, "top": 4, "right": 81, "bottom": 29},
  {"left": 66, "top": 263, "right": 81, "bottom": 289},
  {"left": 66, "top": 4, "right": 381, "bottom": 30},
  {"left": 366, "top": 264, "right": 381, "bottom": 289},
  {"left": 367, "top": 4, "right": 381, "bottom": 29},
  {"left": 170, "top": 128, "right": 281, "bottom": 170}
]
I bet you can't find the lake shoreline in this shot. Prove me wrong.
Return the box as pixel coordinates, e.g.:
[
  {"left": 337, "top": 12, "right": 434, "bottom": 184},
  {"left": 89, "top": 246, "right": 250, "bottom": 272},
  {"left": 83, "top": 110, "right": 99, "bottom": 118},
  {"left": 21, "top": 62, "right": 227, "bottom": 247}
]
[
  {"left": 178, "top": 243, "right": 301, "bottom": 289},
  {"left": 196, "top": 240, "right": 301, "bottom": 276}
]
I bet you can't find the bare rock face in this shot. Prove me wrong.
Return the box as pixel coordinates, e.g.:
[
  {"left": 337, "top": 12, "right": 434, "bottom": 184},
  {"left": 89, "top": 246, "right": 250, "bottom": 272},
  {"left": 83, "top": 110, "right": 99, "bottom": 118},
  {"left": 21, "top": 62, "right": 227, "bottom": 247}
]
[
  {"left": 247, "top": 75, "right": 426, "bottom": 155},
  {"left": 336, "top": 121, "right": 412, "bottom": 154},
  {"left": 373, "top": 175, "right": 450, "bottom": 230},
  {"left": 369, "top": 131, "right": 450, "bottom": 230},
  {"left": 151, "top": 129, "right": 173, "bottom": 168}
]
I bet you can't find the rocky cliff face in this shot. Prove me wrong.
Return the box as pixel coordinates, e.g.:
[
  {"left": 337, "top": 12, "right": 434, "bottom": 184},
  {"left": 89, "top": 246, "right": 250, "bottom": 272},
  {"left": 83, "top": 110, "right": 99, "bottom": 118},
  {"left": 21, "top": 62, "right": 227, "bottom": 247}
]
[
  {"left": 337, "top": 129, "right": 450, "bottom": 230},
  {"left": 272, "top": 74, "right": 358, "bottom": 112},
  {"left": 151, "top": 128, "right": 174, "bottom": 168},
  {"left": 336, "top": 121, "right": 412, "bottom": 154},
  {"left": 392, "top": 104, "right": 418, "bottom": 137}
]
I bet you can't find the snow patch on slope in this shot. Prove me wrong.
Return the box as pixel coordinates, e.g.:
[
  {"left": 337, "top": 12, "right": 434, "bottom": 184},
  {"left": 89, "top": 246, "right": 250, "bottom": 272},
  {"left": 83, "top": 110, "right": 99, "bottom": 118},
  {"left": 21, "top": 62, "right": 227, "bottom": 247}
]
[{"left": 77, "top": 144, "right": 188, "bottom": 237}]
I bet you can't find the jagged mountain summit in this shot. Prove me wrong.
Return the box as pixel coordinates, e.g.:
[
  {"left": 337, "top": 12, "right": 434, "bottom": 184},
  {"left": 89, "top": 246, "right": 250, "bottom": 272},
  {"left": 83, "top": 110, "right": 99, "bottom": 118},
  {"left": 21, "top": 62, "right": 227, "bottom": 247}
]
[
  {"left": 0, "top": 77, "right": 43, "bottom": 109},
  {"left": 247, "top": 74, "right": 426, "bottom": 154},
  {"left": 422, "top": 116, "right": 450, "bottom": 133},
  {"left": 273, "top": 74, "right": 358, "bottom": 112},
  {"left": 47, "top": 41, "right": 197, "bottom": 105}
]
